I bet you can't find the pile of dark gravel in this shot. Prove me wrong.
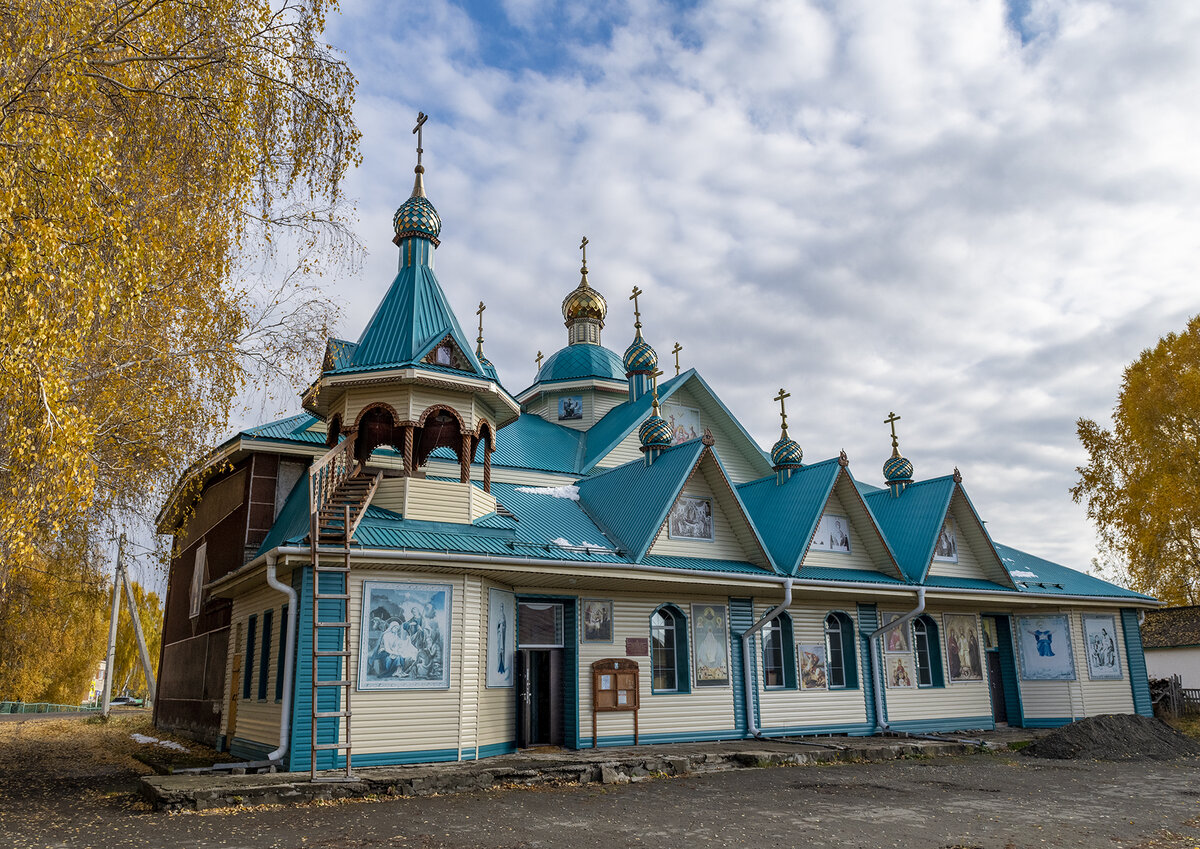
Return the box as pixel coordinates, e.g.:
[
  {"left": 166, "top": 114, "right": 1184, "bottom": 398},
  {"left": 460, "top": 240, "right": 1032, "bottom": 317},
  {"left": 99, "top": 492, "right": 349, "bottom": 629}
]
[{"left": 1021, "top": 713, "right": 1200, "bottom": 761}]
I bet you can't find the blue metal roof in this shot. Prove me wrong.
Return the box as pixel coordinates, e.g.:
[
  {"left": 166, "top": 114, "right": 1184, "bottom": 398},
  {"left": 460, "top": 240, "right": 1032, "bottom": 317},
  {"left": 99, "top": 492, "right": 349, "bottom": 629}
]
[
  {"left": 640, "top": 554, "right": 774, "bottom": 575},
  {"left": 256, "top": 474, "right": 311, "bottom": 556},
  {"left": 242, "top": 414, "right": 326, "bottom": 445},
  {"left": 576, "top": 439, "right": 706, "bottom": 561},
  {"left": 430, "top": 414, "right": 583, "bottom": 473},
  {"left": 489, "top": 481, "right": 620, "bottom": 554},
  {"left": 795, "top": 566, "right": 909, "bottom": 586},
  {"left": 994, "top": 543, "right": 1156, "bottom": 600},
  {"left": 737, "top": 459, "right": 842, "bottom": 575},
  {"left": 334, "top": 261, "right": 486, "bottom": 378},
  {"left": 532, "top": 344, "right": 626, "bottom": 385},
  {"left": 579, "top": 371, "right": 690, "bottom": 471},
  {"left": 861, "top": 476, "right": 956, "bottom": 582}
]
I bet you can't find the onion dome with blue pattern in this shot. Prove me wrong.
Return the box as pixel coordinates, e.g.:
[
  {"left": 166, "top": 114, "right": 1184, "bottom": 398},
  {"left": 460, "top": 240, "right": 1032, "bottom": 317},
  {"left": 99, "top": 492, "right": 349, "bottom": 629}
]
[
  {"left": 883, "top": 453, "right": 914, "bottom": 483},
  {"left": 623, "top": 334, "right": 658, "bottom": 374},
  {"left": 639, "top": 414, "right": 673, "bottom": 449},
  {"left": 393, "top": 167, "right": 442, "bottom": 245},
  {"left": 771, "top": 435, "right": 803, "bottom": 468},
  {"left": 477, "top": 354, "right": 499, "bottom": 383}
]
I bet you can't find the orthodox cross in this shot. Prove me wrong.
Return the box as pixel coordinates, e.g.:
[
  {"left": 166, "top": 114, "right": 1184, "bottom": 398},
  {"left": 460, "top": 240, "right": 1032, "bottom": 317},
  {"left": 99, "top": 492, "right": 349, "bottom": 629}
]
[
  {"left": 672, "top": 342, "right": 682, "bottom": 376},
  {"left": 475, "top": 301, "right": 486, "bottom": 355},
  {"left": 535, "top": 350, "right": 544, "bottom": 371},
  {"left": 580, "top": 236, "right": 589, "bottom": 268},
  {"left": 413, "top": 112, "right": 428, "bottom": 167},
  {"left": 650, "top": 368, "right": 664, "bottom": 410},
  {"left": 885, "top": 411, "right": 901, "bottom": 452},
  {"left": 774, "top": 388, "right": 791, "bottom": 435},
  {"left": 630, "top": 285, "right": 643, "bottom": 332}
]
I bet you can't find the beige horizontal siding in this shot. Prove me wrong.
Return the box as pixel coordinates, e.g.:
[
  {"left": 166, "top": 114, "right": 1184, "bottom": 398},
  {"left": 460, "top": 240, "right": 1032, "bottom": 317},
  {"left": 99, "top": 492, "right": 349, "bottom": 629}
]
[
  {"left": 802, "top": 491, "right": 880, "bottom": 572},
  {"left": 477, "top": 579, "right": 516, "bottom": 750},
  {"left": 224, "top": 584, "right": 287, "bottom": 747},
  {"left": 754, "top": 602, "right": 868, "bottom": 730},
  {"left": 881, "top": 605, "right": 992, "bottom": 722},
  {"left": 650, "top": 471, "right": 750, "bottom": 561}
]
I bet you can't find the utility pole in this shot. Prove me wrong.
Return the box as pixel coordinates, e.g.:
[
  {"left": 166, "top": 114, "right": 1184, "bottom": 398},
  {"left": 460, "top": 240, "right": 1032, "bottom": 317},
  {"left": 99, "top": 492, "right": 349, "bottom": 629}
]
[{"left": 99, "top": 534, "right": 158, "bottom": 717}]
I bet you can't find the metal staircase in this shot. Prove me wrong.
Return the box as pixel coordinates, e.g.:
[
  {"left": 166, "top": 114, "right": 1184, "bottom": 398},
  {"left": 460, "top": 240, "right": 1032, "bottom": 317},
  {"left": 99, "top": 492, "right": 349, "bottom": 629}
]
[{"left": 307, "top": 435, "right": 381, "bottom": 781}]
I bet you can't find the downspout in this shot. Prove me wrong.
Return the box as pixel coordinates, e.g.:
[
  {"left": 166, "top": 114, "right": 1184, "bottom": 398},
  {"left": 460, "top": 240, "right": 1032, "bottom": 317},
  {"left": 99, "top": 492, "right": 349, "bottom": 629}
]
[
  {"left": 868, "top": 586, "right": 925, "bottom": 735},
  {"left": 265, "top": 554, "right": 298, "bottom": 764},
  {"left": 740, "top": 578, "right": 792, "bottom": 738}
]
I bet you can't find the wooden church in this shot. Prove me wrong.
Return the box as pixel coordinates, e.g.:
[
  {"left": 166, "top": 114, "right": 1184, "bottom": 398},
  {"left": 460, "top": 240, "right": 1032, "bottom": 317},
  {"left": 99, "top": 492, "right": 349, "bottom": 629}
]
[{"left": 154, "top": 118, "right": 1157, "bottom": 776}]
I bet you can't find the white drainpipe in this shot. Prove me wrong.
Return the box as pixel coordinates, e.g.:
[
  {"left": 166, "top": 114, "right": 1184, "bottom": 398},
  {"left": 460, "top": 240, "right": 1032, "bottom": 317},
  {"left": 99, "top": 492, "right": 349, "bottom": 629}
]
[
  {"left": 265, "top": 555, "right": 298, "bottom": 763},
  {"left": 740, "top": 578, "right": 793, "bottom": 738},
  {"left": 867, "top": 586, "right": 925, "bottom": 734}
]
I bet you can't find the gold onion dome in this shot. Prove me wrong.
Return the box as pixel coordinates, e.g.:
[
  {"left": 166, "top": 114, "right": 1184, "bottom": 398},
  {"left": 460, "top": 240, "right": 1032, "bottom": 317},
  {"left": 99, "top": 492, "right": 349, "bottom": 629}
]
[{"left": 562, "top": 283, "right": 606, "bottom": 325}]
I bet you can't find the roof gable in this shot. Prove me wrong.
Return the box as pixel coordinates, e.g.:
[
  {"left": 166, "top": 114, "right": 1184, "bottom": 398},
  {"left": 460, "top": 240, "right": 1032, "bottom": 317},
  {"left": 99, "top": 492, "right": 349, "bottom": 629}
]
[
  {"left": 647, "top": 447, "right": 775, "bottom": 570},
  {"left": 925, "top": 487, "right": 1017, "bottom": 587},
  {"left": 862, "top": 477, "right": 956, "bottom": 582},
  {"left": 580, "top": 370, "right": 772, "bottom": 479}
]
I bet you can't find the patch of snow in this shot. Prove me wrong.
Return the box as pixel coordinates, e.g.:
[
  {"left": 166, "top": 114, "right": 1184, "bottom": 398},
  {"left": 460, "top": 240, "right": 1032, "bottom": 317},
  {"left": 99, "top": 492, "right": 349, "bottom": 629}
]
[
  {"left": 551, "top": 537, "right": 572, "bottom": 547},
  {"left": 1010, "top": 570, "right": 1039, "bottom": 578},
  {"left": 515, "top": 484, "right": 580, "bottom": 501},
  {"left": 131, "top": 733, "right": 189, "bottom": 752}
]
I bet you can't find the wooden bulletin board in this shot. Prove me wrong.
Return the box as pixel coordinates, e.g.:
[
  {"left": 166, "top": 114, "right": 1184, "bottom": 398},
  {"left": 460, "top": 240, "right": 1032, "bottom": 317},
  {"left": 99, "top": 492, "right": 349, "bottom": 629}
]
[{"left": 591, "top": 658, "right": 639, "bottom": 748}]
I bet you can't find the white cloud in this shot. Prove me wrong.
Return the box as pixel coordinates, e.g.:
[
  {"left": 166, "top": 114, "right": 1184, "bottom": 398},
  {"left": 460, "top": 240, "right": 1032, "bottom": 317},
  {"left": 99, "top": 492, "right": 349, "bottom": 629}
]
[{"left": 317, "top": 0, "right": 1200, "bottom": 575}]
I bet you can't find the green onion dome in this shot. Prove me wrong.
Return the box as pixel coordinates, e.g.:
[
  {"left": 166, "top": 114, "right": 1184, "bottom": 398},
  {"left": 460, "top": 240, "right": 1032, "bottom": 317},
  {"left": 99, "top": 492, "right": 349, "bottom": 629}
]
[
  {"left": 623, "top": 336, "right": 658, "bottom": 374},
  {"left": 883, "top": 454, "right": 914, "bottom": 482},
  {"left": 393, "top": 193, "right": 442, "bottom": 243},
  {"left": 639, "top": 415, "right": 673, "bottom": 449},
  {"left": 771, "top": 436, "right": 803, "bottom": 468}
]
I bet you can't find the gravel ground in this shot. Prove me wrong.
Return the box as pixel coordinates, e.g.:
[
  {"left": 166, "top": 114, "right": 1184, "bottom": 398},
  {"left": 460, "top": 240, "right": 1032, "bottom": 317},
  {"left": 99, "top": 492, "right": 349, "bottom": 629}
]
[{"left": 3, "top": 717, "right": 1200, "bottom": 849}]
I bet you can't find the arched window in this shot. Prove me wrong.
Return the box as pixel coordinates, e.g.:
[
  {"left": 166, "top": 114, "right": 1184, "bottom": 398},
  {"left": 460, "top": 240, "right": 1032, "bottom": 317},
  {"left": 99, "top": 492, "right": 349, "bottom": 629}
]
[
  {"left": 824, "top": 611, "right": 859, "bottom": 689},
  {"left": 912, "top": 615, "right": 945, "bottom": 688},
  {"left": 650, "top": 605, "right": 690, "bottom": 694},
  {"left": 762, "top": 613, "right": 796, "bottom": 689}
]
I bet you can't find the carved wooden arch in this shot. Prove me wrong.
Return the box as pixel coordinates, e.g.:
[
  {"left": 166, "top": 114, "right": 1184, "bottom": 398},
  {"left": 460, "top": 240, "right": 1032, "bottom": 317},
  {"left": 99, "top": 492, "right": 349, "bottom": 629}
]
[
  {"left": 474, "top": 419, "right": 496, "bottom": 492},
  {"left": 417, "top": 403, "right": 466, "bottom": 430},
  {"left": 353, "top": 401, "right": 401, "bottom": 431}
]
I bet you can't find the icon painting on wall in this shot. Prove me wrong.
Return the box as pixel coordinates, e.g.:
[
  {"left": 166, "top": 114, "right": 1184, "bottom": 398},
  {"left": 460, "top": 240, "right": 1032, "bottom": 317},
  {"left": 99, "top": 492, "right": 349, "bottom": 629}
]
[
  {"left": 486, "top": 588, "right": 515, "bottom": 688},
  {"left": 881, "top": 612, "right": 911, "bottom": 654},
  {"left": 943, "top": 613, "right": 984, "bottom": 682},
  {"left": 662, "top": 403, "right": 700, "bottom": 445},
  {"left": 799, "top": 644, "right": 827, "bottom": 690},
  {"left": 1082, "top": 614, "right": 1123, "bottom": 680},
  {"left": 933, "top": 517, "right": 958, "bottom": 562},
  {"left": 1016, "top": 614, "right": 1076, "bottom": 681},
  {"left": 668, "top": 496, "right": 714, "bottom": 541},
  {"left": 558, "top": 395, "right": 583, "bottom": 420},
  {"left": 692, "top": 604, "right": 730, "bottom": 686},
  {"left": 359, "top": 581, "right": 452, "bottom": 690},
  {"left": 812, "top": 514, "right": 852, "bottom": 554},
  {"left": 886, "top": 655, "right": 915, "bottom": 688},
  {"left": 582, "top": 599, "right": 613, "bottom": 643}
]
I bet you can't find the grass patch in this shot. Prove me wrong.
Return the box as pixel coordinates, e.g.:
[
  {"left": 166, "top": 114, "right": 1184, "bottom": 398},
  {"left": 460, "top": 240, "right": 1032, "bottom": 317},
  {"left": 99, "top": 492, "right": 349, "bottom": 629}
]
[
  {"left": 1165, "top": 714, "right": 1200, "bottom": 740},
  {"left": 1007, "top": 740, "right": 1032, "bottom": 751}
]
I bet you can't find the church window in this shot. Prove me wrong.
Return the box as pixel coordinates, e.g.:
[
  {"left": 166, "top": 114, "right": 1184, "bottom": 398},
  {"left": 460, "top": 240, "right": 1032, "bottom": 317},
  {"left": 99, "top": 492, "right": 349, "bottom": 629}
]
[
  {"left": 762, "top": 613, "right": 796, "bottom": 689},
  {"left": 243, "top": 614, "right": 257, "bottom": 699},
  {"left": 825, "top": 611, "right": 858, "bottom": 689},
  {"left": 913, "top": 616, "right": 945, "bottom": 688},
  {"left": 650, "top": 605, "right": 690, "bottom": 693},
  {"left": 189, "top": 542, "right": 207, "bottom": 619}
]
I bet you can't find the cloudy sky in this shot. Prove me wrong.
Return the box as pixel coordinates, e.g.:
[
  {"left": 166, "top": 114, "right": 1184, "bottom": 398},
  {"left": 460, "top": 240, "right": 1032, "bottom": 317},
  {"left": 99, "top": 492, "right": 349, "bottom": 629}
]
[{"left": 308, "top": 0, "right": 1199, "bottom": 578}]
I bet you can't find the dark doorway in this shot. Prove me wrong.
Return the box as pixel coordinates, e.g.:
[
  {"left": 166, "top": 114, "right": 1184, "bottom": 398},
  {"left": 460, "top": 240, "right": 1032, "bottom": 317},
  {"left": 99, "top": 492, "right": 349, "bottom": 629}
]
[
  {"left": 983, "top": 614, "right": 1009, "bottom": 725},
  {"left": 516, "top": 601, "right": 565, "bottom": 748}
]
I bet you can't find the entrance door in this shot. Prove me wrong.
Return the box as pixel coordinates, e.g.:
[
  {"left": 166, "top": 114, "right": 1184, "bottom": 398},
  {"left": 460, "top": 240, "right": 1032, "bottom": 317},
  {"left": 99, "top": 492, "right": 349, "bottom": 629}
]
[
  {"left": 516, "top": 602, "right": 565, "bottom": 748},
  {"left": 982, "top": 615, "right": 1008, "bottom": 724}
]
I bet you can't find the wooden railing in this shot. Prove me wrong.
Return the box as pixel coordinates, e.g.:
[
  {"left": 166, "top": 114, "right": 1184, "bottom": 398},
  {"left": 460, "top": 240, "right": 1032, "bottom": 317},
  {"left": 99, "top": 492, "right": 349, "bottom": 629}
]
[{"left": 309, "top": 434, "right": 357, "bottom": 521}]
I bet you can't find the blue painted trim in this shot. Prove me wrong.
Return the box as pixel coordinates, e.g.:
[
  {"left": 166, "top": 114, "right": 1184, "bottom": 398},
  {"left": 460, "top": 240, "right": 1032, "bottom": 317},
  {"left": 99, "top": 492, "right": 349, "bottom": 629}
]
[
  {"left": 1121, "top": 608, "right": 1154, "bottom": 717},
  {"left": 756, "top": 721, "right": 876, "bottom": 737},
  {"left": 341, "top": 747, "right": 463, "bottom": 768},
  {"left": 729, "top": 598, "right": 754, "bottom": 734},
  {"left": 857, "top": 604, "right": 879, "bottom": 728},
  {"left": 287, "top": 565, "right": 312, "bottom": 773},
  {"left": 229, "top": 736, "right": 276, "bottom": 760},
  {"left": 478, "top": 740, "right": 517, "bottom": 759},
  {"left": 1021, "top": 716, "right": 1075, "bottom": 728},
  {"left": 885, "top": 715, "right": 995, "bottom": 734},
  {"left": 581, "top": 727, "right": 747, "bottom": 748}
]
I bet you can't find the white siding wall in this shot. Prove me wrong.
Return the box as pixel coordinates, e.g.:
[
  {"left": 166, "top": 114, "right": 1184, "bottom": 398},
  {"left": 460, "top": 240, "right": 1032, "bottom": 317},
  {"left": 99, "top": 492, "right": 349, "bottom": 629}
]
[
  {"left": 477, "top": 580, "right": 517, "bottom": 750},
  {"left": 801, "top": 492, "right": 879, "bottom": 572},
  {"left": 594, "top": 430, "right": 644, "bottom": 469},
  {"left": 1146, "top": 646, "right": 1200, "bottom": 690},
  {"left": 223, "top": 584, "right": 287, "bottom": 747},
  {"left": 754, "top": 602, "right": 869, "bottom": 731},
  {"left": 578, "top": 590, "right": 738, "bottom": 743},
  {"left": 1019, "top": 608, "right": 1134, "bottom": 721},
  {"left": 924, "top": 518, "right": 986, "bottom": 581},
  {"left": 880, "top": 605, "right": 992, "bottom": 723}
]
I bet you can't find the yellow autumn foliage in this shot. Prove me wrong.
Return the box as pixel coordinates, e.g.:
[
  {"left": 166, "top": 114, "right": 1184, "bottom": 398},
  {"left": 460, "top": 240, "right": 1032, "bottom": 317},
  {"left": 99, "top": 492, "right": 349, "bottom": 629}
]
[
  {"left": 0, "top": 0, "right": 358, "bottom": 590},
  {"left": 1073, "top": 315, "right": 1200, "bottom": 605},
  {"left": 109, "top": 580, "right": 162, "bottom": 700}
]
